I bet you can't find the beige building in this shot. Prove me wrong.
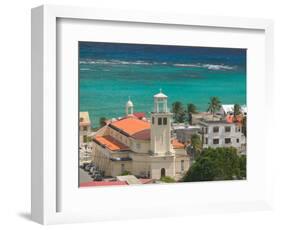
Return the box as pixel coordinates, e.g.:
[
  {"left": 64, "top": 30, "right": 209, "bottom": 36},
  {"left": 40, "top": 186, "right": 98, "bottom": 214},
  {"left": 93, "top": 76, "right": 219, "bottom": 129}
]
[
  {"left": 79, "top": 111, "right": 91, "bottom": 144},
  {"left": 91, "top": 91, "right": 190, "bottom": 180}
]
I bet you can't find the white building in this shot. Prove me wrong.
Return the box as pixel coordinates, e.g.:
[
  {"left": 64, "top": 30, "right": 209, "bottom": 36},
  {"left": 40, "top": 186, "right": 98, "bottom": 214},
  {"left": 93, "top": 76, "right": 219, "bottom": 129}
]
[
  {"left": 79, "top": 112, "right": 91, "bottom": 144},
  {"left": 199, "top": 120, "right": 246, "bottom": 153},
  {"left": 172, "top": 123, "right": 201, "bottom": 144},
  {"left": 219, "top": 104, "right": 247, "bottom": 116},
  {"left": 91, "top": 91, "right": 190, "bottom": 180}
]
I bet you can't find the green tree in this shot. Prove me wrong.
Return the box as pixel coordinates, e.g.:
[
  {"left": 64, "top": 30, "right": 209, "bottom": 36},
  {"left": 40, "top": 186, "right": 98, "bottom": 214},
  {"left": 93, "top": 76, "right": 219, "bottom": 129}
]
[
  {"left": 183, "top": 147, "right": 246, "bottom": 182},
  {"left": 172, "top": 101, "right": 186, "bottom": 123},
  {"left": 187, "top": 103, "right": 197, "bottom": 125},
  {"left": 187, "top": 103, "right": 197, "bottom": 114},
  {"left": 207, "top": 96, "right": 221, "bottom": 116},
  {"left": 183, "top": 157, "right": 219, "bottom": 182},
  {"left": 189, "top": 134, "right": 202, "bottom": 160},
  {"left": 99, "top": 117, "right": 107, "bottom": 127},
  {"left": 239, "top": 155, "right": 246, "bottom": 179},
  {"left": 233, "top": 104, "right": 241, "bottom": 122},
  {"left": 233, "top": 104, "right": 241, "bottom": 116}
]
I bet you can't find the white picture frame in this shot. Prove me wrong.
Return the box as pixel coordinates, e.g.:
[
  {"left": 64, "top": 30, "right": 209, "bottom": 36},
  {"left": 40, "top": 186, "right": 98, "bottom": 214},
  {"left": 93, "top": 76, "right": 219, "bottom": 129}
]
[{"left": 31, "top": 5, "right": 274, "bottom": 225}]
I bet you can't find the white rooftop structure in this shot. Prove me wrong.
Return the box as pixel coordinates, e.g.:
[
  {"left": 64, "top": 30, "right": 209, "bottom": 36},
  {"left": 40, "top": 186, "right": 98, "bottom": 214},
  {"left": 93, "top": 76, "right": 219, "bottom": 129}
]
[
  {"left": 125, "top": 96, "right": 134, "bottom": 115},
  {"left": 126, "top": 97, "right": 134, "bottom": 107},
  {"left": 154, "top": 89, "right": 168, "bottom": 98},
  {"left": 220, "top": 104, "right": 247, "bottom": 115}
]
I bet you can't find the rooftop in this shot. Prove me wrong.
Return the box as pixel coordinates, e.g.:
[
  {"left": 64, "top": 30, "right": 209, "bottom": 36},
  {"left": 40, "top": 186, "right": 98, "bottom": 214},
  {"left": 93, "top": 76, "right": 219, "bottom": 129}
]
[
  {"left": 199, "top": 119, "right": 235, "bottom": 125},
  {"left": 226, "top": 114, "right": 243, "bottom": 124},
  {"left": 221, "top": 104, "right": 247, "bottom": 114},
  {"left": 110, "top": 117, "right": 150, "bottom": 137},
  {"left": 80, "top": 181, "right": 128, "bottom": 187},
  {"left": 133, "top": 112, "right": 146, "bottom": 120},
  {"left": 154, "top": 89, "right": 168, "bottom": 98},
  {"left": 131, "top": 129, "right": 150, "bottom": 140},
  {"left": 94, "top": 135, "right": 130, "bottom": 151},
  {"left": 172, "top": 139, "right": 185, "bottom": 149}
]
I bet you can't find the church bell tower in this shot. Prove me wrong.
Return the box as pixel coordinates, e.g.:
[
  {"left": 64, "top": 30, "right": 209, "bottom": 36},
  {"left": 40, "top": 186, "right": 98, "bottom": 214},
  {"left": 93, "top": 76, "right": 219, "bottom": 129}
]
[{"left": 150, "top": 90, "right": 173, "bottom": 155}]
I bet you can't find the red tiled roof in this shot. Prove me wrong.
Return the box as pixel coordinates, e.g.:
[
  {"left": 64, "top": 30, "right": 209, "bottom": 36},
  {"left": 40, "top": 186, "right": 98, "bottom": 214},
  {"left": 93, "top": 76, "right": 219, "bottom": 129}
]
[
  {"left": 80, "top": 181, "right": 128, "bottom": 187},
  {"left": 133, "top": 112, "right": 146, "bottom": 119},
  {"left": 131, "top": 129, "right": 150, "bottom": 140},
  {"left": 172, "top": 139, "right": 185, "bottom": 149},
  {"left": 226, "top": 114, "right": 243, "bottom": 123},
  {"left": 110, "top": 117, "right": 150, "bottom": 137},
  {"left": 94, "top": 135, "right": 130, "bottom": 151}
]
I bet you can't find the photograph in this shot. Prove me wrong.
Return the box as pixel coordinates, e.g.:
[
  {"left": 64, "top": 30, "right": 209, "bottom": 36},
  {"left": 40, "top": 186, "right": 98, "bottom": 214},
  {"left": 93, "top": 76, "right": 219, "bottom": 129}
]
[{"left": 78, "top": 41, "right": 247, "bottom": 187}]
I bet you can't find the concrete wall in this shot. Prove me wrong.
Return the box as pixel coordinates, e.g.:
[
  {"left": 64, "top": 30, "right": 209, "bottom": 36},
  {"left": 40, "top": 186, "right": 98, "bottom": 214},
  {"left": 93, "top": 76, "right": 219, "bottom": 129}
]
[
  {"left": 129, "top": 138, "right": 150, "bottom": 153},
  {"left": 200, "top": 122, "right": 245, "bottom": 151},
  {"left": 110, "top": 161, "right": 133, "bottom": 177},
  {"left": 150, "top": 156, "right": 175, "bottom": 179}
]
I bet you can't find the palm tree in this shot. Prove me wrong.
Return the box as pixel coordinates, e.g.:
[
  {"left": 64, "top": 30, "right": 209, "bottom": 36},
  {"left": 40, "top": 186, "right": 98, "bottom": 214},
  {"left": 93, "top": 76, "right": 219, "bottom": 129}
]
[
  {"left": 172, "top": 101, "right": 185, "bottom": 123},
  {"left": 189, "top": 134, "right": 202, "bottom": 161},
  {"left": 207, "top": 96, "right": 221, "bottom": 117},
  {"left": 233, "top": 104, "right": 241, "bottom": 121},
  {"left": 186, "top": 103, "right": 196, "bottom": 125},
  {"left": 187, "top": 103, "right": 197, "bottom": 114}
]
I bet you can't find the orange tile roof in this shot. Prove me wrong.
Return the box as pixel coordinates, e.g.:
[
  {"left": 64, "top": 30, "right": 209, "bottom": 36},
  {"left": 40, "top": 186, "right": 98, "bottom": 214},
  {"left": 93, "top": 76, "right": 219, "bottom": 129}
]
[
  {"left": 226, "top": 114, "right": 243, "bottom": 124},
  {"left": 172, "top": 139, "right": 185, "bottom": 149},
  {"left": 94, "top": 135, "right": 129, "bottom": 151},
  {"left": 110, "top": 117, "right": 150, "bottom": 137}
]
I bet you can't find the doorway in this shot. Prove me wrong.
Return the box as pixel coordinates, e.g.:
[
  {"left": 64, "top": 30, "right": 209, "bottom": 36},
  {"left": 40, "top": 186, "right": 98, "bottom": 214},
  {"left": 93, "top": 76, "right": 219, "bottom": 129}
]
[{"left": 160, "top": 168, "right": 166, "bottom": 178}]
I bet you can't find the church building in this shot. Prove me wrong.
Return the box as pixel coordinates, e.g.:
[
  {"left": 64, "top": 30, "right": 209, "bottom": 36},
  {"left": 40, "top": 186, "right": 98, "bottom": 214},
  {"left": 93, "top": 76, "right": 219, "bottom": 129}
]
[{"left": 91, "top": 90, "right": 190, "bottom": 180}]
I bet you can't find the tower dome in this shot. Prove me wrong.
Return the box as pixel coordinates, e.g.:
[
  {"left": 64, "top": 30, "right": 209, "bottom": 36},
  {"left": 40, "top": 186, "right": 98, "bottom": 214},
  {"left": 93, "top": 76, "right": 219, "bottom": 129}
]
[
  {"left": 126, "top": 98, "right": 134, "bottom": 107},
  {"left": 153, "top": 89, "right": 168, "bottom": 113},
  {"left": 125, "top": 96, "right": 134, "bottom": 115},
  {"left": 154, "top": 89, "right": 168, "bottom": 99}
]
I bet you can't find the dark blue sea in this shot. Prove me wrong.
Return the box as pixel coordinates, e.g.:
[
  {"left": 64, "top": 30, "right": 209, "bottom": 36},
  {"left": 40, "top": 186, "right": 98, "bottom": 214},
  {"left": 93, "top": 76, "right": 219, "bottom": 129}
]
[{"left": 79, "top": 42, "right": 246, "bottom": 128}]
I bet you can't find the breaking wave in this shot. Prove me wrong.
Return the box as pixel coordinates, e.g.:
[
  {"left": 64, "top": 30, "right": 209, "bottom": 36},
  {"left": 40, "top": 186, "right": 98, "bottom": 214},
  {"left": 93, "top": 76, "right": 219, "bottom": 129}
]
[{"left": 80, "top": 59, "right": 236, "bottom": 70}]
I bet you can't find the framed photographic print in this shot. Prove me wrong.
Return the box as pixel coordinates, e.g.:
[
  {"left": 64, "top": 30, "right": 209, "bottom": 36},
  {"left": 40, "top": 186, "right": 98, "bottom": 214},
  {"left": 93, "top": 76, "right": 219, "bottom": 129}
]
[{"left": 31, "top": 5, "right": 274, "bottom": 225}]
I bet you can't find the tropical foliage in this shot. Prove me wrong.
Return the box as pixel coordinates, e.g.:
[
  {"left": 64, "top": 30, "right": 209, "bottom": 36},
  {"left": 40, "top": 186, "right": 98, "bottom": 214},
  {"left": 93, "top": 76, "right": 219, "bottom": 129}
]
[
  {"left": 188, "top": 134, "right": 202, "bottom": 161},
  {"left": 187, "top": 103, "right": 197, "bottom": 114},
  {"left": 233, "top": 104, "right": 241, "bottom": 116},
  {"left": 207, "top": 96, "right": 221, "bottom": 115},
  {"left": 182, "top": 147, "right": 246, "bottom": 182},
  {"left": 233, "top": 103, "right": 242, "bottom": 122},
  {"left": 171, "top": 101, "right": 186, "bottom": 123}
]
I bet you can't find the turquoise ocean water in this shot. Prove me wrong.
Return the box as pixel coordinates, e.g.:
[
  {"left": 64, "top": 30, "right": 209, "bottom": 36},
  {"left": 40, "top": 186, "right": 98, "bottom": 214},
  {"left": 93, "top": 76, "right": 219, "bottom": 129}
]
[{"left": 79, "top": 42, "right": 246, "bottom": 128}]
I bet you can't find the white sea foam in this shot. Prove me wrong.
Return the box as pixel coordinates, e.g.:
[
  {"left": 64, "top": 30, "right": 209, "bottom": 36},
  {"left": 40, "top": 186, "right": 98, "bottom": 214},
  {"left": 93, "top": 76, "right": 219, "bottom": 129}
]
[
  {"left": 79, "top": 59, "right": 236, "bottom": 70},
  {"left": 173, "top": 63, "right": 200, "bottom": 67},
  {"left": 202, "top": 64, "right": 234, "bottom": 70}
]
